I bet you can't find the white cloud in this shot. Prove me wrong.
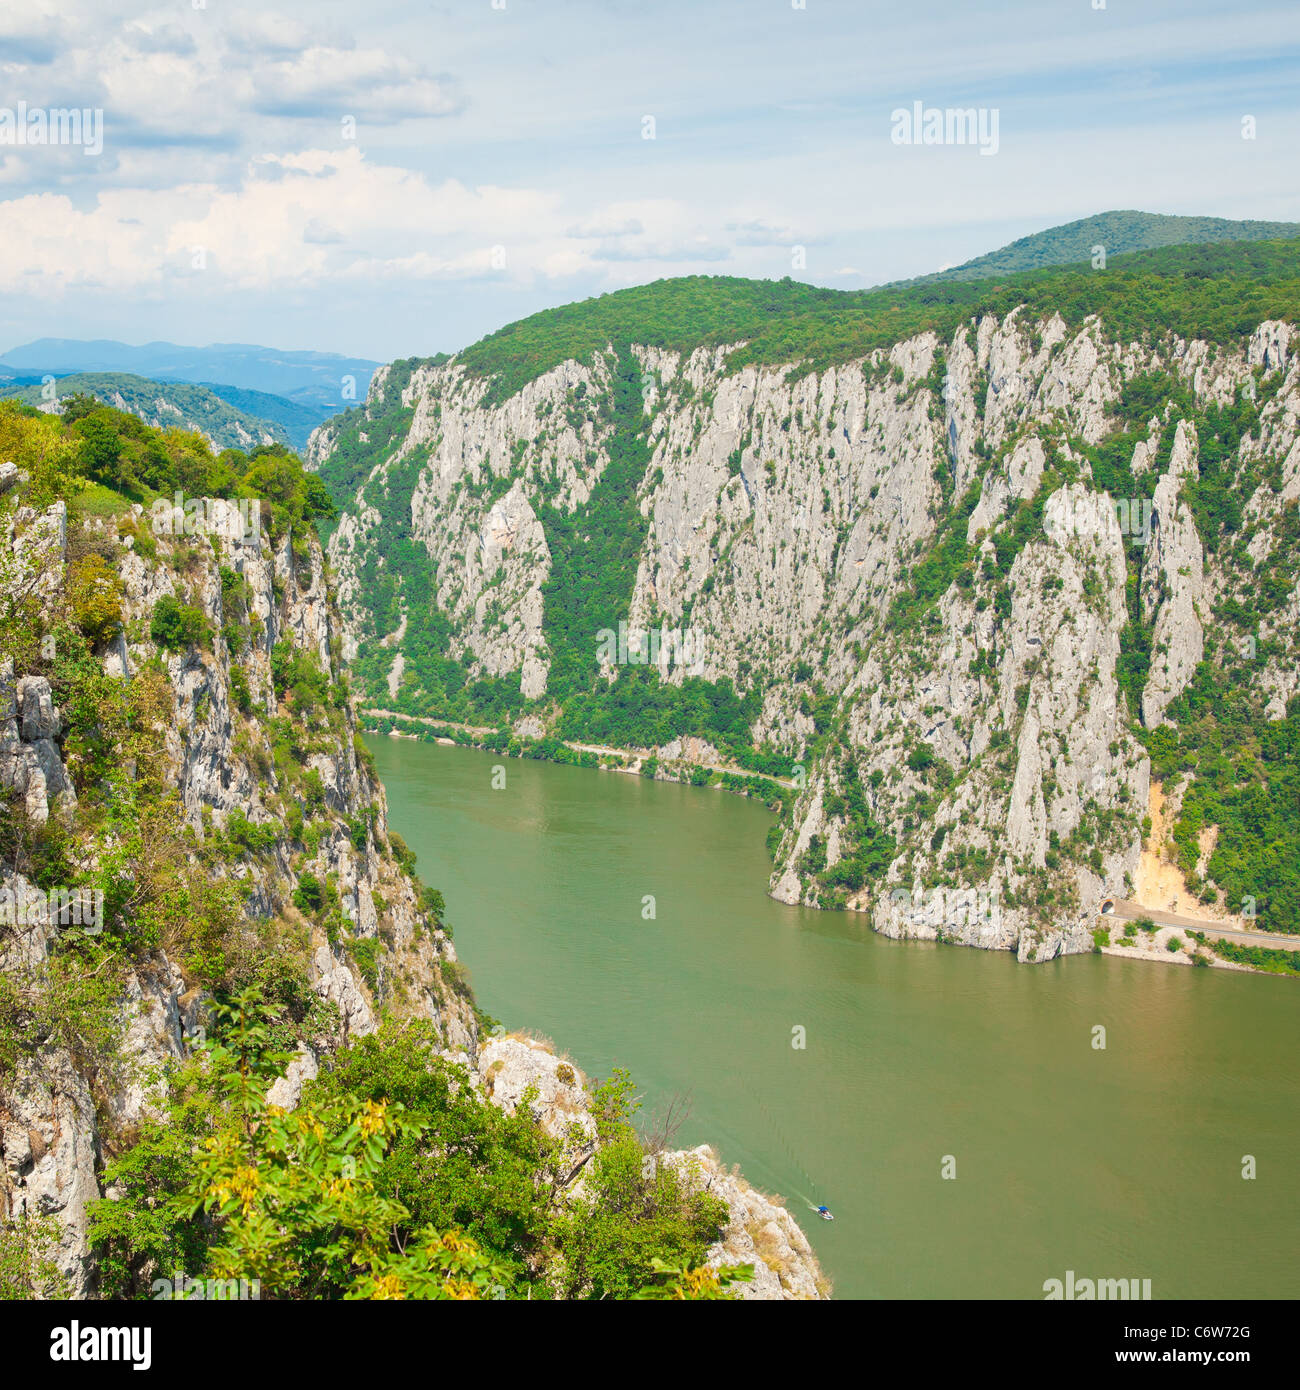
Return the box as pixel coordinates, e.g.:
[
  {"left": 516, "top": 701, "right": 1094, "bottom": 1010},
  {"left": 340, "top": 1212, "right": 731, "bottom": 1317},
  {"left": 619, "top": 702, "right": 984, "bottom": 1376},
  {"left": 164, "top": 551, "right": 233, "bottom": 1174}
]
[
  {"left": 249, "top": 47, "right": 464, "bottom": 122},
  {"left": 223, "top": 12, "right": 328, "bottom": 60},
  {"left": 727, "top": 218, "right": 805, "bottom": 247},
  {"left": 0, "top": 149, "right": 834, "bottom": 298},
  {"left": 0, "top": 1, "right": 465, "bottom": 187},
  {"left": 0, "top": 150, "right": 595, "bottom": 293},
  {"left": 0, "top": 0, "right": 1296, "bottom": 355},
  {"left": 122, "top": 22, "right": 197, "bottom": 58}
]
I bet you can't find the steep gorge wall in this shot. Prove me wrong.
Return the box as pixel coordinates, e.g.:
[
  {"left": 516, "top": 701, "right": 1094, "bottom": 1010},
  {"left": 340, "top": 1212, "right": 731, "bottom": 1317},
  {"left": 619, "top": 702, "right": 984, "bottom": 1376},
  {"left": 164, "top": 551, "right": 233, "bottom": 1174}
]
[
  {"left": 315, "top": 311, "right": 1300, "bottom": 962},
  {"left": 0, "top": 495, "right": 474, "bottom": 1295}
]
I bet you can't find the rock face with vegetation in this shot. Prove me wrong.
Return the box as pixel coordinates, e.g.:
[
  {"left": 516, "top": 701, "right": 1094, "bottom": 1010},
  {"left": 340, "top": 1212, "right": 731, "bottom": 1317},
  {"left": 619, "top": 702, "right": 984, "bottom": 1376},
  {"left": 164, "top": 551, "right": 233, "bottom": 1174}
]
[
  {"left": 309, "top": 240, "right": 1300, "bottom": 963},
  {"left": 0, "top": 397, "right": 823, "bottom": 1301},
  {"left": 475, "top": 1032, "right": 827, "bottom": 1299}
]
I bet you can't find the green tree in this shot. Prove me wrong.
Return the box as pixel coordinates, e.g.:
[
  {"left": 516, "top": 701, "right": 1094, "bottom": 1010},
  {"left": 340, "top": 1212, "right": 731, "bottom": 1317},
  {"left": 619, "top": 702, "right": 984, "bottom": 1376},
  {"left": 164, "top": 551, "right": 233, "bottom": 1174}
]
[
  {"left": 310, "top": 1021, "right": 555, "bottom": 1287},
  {"left": 176, "top": 988, "right": 508, "bottom": 1299}
]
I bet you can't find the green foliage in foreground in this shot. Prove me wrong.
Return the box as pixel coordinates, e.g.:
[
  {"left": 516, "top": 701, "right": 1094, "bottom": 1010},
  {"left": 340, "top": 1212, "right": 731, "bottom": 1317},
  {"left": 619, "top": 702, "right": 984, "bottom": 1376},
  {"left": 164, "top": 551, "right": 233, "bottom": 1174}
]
[
  {"left": 0, "top": 1214, "right": 69, "bottom": 1299},
  {"left": 0, "top": 395, "right": 335, "bottom": 542},
  {"left": 84, "top": 991, "right": 741, "bottom": 1300}
]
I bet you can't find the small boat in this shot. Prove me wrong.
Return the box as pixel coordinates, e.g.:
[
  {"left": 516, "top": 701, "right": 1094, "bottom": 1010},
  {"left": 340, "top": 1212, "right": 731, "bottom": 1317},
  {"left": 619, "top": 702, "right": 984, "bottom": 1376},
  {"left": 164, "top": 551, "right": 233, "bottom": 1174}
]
[{"left": 816, "top": 1205, "right": 834, "bottom": 1221}]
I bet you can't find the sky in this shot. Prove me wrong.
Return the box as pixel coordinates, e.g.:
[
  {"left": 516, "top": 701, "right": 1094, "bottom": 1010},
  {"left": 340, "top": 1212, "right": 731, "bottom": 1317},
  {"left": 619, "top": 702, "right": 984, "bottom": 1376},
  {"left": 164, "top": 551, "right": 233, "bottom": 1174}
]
[{"left": 0, "top": 0, "right": 1297, "bottom": 363}]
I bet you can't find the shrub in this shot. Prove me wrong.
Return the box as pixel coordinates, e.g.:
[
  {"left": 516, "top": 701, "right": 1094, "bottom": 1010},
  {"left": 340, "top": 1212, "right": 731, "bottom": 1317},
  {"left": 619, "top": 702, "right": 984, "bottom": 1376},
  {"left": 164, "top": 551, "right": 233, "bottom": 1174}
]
[
  {"left": 389, "top": 832, "right": 417, "bottom": 875},
  {"left": 177, "top": 990, "right": 506, "bottom": 1299},
  {"left": 0, "top": 1214, "right": 70, "bottom": 1299},
  {"left": 150, "top": 594, "right": 209, "bottom": 652},
  {"left": 229, "top": 664, "right": 253, "bottom": 714},
  {"left": 224, "top": 808, "right": 277, "bottom": 858},
  {"left": 441, "top": 959, "right": 471, "bottom": 999},
  {"left": 270, "top": 639, "right": 331, "bottom": 716},
  {"left": 348, "top": 938, "right": 380, "bottom": 990},
  {"left": 301, "top": 769, "right": 327, "bottom": 815},
  {"left": 67, "top": 554, "right": 124, "bottom": 647},
  {"left": 292, "top": 872, "right": 324, "bottom": 915}
]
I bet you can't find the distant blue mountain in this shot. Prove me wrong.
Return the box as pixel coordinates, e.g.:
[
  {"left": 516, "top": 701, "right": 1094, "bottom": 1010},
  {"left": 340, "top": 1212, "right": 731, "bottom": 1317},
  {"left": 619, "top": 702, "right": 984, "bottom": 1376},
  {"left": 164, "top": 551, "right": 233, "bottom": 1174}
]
[{"left": 0, "top": 338, "right": 381, "bottom": 415}]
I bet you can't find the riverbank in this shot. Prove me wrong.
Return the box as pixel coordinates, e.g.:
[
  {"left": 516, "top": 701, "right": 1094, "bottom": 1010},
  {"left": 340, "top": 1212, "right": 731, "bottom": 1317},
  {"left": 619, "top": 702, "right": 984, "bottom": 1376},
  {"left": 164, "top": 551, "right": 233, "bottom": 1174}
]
[
  {"left": 1102, "top": 781, "right": 1300, "bottom": 977},
  {"left": 360, "top": 706, "right": 795, "bottom": 805},
  {"left": 1098, "top": 919, "right": 1252, "bottom": 972}
]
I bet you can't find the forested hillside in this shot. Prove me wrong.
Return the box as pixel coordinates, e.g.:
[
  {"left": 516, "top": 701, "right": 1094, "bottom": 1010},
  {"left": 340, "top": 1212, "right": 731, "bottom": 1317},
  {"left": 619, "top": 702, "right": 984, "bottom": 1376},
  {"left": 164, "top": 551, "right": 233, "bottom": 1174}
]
[
  {"left": 200, "top": 383, "right": 332, "bottom": 450},
  {"left": 448, "top": 238, "right": 1300, "bottom": 402},
  {"left": 904, "top": 211, "right": 1300, "bottom": 285}
]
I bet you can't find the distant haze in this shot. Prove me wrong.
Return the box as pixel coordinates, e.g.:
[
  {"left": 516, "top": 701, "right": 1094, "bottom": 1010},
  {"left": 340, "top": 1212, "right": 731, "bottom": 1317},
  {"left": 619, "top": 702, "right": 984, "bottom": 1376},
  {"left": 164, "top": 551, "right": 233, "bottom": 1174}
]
[{"left": 0, "top": 339, "right": 380, "bottom": 414}]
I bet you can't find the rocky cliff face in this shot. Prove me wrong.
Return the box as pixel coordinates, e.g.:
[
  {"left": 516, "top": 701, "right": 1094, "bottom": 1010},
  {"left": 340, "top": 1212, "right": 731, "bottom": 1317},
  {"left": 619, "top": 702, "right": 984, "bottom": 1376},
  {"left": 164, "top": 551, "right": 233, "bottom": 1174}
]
[
  {"left": 0, "top": 495, "right": 474, "bottom": 1296},
  {"left": 313, "top": 311, "right": 1300, "bottom": 962}
]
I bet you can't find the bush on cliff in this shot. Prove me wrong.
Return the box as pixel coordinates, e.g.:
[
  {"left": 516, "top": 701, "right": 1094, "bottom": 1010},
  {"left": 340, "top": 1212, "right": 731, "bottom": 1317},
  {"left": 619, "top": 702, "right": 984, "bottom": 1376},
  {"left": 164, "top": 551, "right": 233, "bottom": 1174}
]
[{"left": 149, "top": 594, "right": 209, "bottom": 652}]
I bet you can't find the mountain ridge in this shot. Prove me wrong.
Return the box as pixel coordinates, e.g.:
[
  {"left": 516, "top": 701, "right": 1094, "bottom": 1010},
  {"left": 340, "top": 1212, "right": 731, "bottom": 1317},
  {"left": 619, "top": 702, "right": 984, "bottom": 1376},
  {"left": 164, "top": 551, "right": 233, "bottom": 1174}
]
[
  {"left": 335, "top": 233, "right": 1299, "bottom": 410},
  {"left": 0, "top": 372, "right": 295, "bottom": 452},
  {"left": 901, "top": 210, "right": 1300, "bottom": 286},
  {"left": 0, "top": 338, "right": 381, "bottom": 415}
]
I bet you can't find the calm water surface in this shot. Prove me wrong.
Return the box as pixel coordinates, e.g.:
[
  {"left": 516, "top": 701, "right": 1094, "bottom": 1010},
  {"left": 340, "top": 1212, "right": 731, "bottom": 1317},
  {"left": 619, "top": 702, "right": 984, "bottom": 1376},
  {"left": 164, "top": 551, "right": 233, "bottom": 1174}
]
[{"left": 367, "top": 735, "right": 1299, "bottom": 1299}]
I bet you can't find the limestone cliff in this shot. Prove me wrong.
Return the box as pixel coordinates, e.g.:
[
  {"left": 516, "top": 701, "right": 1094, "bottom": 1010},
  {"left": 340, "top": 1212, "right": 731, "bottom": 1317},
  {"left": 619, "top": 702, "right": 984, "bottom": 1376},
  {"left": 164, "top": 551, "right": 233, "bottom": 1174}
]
[
  {"left": 312, "top": 302, "right": 1300, "bottom": 962},
  {"left": 0, "top": 494, "right": 473, "bottom": 1295}
]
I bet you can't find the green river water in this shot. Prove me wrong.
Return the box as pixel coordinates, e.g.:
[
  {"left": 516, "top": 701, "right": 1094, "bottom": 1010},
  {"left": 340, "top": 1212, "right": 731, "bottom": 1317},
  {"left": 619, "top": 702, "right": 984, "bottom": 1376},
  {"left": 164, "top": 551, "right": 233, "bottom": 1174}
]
[{"left": 366, "top": 734, "right": 1299, "bottom": 1300}]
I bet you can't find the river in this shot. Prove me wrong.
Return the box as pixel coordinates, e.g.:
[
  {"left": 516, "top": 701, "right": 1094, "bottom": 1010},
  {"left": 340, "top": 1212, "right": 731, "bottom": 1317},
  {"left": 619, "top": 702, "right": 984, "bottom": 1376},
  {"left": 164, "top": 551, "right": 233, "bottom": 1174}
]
[{"left": 366, "top": 734, "right": 1300, "bottom": 1299}]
